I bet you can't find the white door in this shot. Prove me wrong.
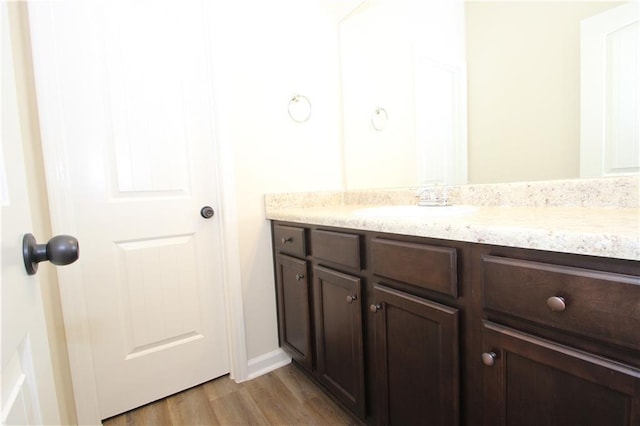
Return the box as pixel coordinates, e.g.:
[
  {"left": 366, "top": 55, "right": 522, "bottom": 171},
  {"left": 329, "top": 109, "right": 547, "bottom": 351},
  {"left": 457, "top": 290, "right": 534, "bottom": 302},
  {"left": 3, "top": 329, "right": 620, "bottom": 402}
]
[
  {"left": 1, "top": 4, "right": 61, "bottom": 424},
  {"left": 580, "top": 1, "right": 639, "bottom": 177},
  {"left": 28, "top": 1, "right": 230, "bottom": 421}
]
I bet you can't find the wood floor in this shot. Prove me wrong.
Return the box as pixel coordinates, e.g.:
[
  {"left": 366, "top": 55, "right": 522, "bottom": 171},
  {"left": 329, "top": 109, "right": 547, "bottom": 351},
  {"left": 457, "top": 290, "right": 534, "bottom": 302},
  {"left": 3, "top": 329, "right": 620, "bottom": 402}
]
[{"left": 102, "top": 363, "right": 359, "bottom": 425}]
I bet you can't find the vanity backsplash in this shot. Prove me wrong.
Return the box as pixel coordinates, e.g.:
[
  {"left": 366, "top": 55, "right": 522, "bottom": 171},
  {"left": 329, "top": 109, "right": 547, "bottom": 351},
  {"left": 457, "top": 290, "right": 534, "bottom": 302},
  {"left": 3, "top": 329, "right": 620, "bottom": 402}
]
[{"left": 265, "top": 176, "right": 639, "bottom": 210}]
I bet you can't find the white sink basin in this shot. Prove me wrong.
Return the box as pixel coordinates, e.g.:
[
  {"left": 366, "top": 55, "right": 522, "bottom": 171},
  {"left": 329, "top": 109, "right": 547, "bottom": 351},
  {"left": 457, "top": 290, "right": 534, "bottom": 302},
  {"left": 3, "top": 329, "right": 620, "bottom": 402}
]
[{"left": 353, "top": 205, "right": 477, "bottom": 218}]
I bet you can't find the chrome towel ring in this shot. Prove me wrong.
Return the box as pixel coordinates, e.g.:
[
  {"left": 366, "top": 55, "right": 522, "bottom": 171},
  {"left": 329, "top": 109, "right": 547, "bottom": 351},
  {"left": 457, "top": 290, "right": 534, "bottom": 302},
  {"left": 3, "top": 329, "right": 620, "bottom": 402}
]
[
  {"left": 371, "top": 107, "right": 387, "bottom": 131},
  {"left": 288, "top": 94, "right": 311, "bottom": 123}
]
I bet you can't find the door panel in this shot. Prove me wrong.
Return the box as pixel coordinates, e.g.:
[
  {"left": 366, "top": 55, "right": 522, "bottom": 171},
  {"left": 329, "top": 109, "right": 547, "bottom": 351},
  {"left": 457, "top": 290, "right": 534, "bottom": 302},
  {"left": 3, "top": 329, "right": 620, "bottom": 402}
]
[
  {"left": 103, "top": 3, "right": 192, "bottom": 195},
  {"left": 482, "top": 321, "right": 640, "bottom": 426},
  {"left": 1, "top": 4, "right": 60, "bottom": 423},
  {"left": 372, "top": 284, "right": 459, "bottom": 426},
  {"left": 275, "top": 255, "right": 312, "bottom": 370},
  {"left": 116, "top": 235, "right": 203, "bottom": 354},
  {"left": 28, "top": 1, "right": 229, "bottom": 419},
  {"left": 2, "top": 346, "right": 37, "bottom": 425},
  {"left": 580, "top": 2, "right": 639, "bottom": 177},
  {"left": 314, "top": 266, "right": 365, "bottom": 418}
]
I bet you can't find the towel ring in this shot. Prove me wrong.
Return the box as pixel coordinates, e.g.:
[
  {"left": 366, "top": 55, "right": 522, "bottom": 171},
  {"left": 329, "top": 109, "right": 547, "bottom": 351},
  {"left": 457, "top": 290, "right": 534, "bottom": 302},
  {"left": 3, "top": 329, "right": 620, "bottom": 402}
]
[
  {"left": 288, "top": 94, "right": 311, "bottom": 123},
  {"left": 371, "top": 107, "right": 387, "bottom": 131}
]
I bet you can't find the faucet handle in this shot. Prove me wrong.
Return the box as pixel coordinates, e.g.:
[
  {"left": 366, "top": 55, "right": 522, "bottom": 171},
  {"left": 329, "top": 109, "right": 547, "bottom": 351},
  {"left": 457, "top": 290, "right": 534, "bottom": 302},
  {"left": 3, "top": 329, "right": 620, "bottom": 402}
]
[{"left": 416, "top": 184, "right": 449, "bottom": 206}]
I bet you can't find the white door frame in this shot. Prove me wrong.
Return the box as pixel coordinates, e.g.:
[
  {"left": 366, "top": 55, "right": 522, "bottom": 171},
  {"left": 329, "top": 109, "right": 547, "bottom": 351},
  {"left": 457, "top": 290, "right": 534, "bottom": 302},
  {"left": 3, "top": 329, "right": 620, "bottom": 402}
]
[{"left": 28, "top": 2, "right": 248, "bottom": 424}]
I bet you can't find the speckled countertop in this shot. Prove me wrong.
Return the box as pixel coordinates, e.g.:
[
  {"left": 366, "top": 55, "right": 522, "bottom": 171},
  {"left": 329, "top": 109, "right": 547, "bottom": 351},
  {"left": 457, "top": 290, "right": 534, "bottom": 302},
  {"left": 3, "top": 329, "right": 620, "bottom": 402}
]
[{"left": 265, "top": 177, "right": 640, "bottom": 261}]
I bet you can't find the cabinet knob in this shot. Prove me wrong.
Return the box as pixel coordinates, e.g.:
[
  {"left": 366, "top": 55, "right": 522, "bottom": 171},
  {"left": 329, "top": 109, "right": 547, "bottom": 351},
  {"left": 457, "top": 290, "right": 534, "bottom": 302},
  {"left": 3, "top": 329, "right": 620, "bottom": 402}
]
[
  {"left": 295, "top": 274, "right": 305, "bottom": 281},
  {"left": 346, "top": 295, "right": 357, "bottom": 304},
  {"left": 281, "top": 237, "right": 293, "bottom": 244},
  {"left": 481, "top": 352, "right": 497, "bottom": 366},
  {"left": 370, "top": 304, "right": 381, "bottom": 313},
  {"left": 547, "top": 296, "right": 566, "bottom": 312}
]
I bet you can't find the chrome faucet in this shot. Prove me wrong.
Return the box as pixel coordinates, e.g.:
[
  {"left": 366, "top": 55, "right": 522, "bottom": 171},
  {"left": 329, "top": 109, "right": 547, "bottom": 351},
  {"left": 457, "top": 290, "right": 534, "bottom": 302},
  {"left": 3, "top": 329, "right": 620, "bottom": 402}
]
[{"left": 416, "top": 185, "right": 449, "bottom": 207}]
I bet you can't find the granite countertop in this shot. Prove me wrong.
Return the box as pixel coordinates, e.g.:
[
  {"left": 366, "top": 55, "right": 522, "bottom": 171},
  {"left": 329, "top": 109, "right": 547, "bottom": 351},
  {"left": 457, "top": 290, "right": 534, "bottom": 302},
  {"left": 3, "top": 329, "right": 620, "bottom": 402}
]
[{"left": 265, "top": 177, "right": 640, "bottom": 261}]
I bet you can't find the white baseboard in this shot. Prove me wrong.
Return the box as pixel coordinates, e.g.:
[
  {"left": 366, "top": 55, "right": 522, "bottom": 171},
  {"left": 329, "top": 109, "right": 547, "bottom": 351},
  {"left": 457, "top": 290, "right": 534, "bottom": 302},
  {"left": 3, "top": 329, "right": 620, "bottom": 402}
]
[{"left": 244, "top": 348, "right": 291, "bottom": 381}]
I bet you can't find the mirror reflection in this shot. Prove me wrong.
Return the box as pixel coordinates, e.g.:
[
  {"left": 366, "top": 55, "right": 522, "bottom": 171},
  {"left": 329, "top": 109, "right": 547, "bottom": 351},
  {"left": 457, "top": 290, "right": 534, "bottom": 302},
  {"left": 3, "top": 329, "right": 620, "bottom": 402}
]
[{"left": 340, "top": 0, "right": 639, "bottom": 189}]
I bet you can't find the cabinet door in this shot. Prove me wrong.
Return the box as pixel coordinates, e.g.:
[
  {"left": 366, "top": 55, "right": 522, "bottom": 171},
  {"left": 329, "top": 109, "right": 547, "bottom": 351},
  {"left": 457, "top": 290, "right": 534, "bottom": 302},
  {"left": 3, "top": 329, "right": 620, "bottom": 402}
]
[
  {"left": 275, "top": 254, "right": 312, "bottom": 370},
  {"left": 371, "top": 284, "right": 459, "bottom": 426},
  {"left": 482, "top": 321, "right": 640, "bottom": 426},
  {"left": 314, "top": 266, "right": 365, "bottom": 418}
]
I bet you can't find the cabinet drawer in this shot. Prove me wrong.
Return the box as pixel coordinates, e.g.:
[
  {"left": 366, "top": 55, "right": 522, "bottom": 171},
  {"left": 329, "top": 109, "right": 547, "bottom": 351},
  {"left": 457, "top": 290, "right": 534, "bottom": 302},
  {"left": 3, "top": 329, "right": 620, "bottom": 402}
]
[
  {"left": 371, "top": 238, "right": 458, "bottom": 297},
  {"left": 311, "top": 230, "right": 361, "bottom": 269},
  {"left": 274, "top": 225, "right": 306, "bottom": 257},
  {"left": 482, "top": 255, "right": 640, "bottom": 351}
]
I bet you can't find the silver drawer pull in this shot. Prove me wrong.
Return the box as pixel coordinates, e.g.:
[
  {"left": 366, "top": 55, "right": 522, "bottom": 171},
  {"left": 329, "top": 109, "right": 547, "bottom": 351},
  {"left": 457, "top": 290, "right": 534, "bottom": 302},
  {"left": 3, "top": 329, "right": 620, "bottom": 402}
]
[
  {"left": 370, "top": 304, "right": 381, "bottom": 313},
  {"left": 482, "top": 352, "right": 497, "bottom": 366},
  {"left": 295, "top": 274, "right": 305, "bottom": 281},
  {"left": 281, "top": 237, "right": 293, "bottom": 244},
  {"left": 547, "top": 296, "right": 566, "bottom": 312},
  {"left": 346, "top": 295, "right": 357, "bottom": 304}
]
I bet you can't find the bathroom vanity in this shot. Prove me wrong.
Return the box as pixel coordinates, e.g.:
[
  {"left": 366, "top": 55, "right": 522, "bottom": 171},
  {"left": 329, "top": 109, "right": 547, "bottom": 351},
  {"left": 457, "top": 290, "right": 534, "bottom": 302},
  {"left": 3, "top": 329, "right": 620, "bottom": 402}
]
[{"left": 266, "top": 178, "right": 640, "bottom": 426}]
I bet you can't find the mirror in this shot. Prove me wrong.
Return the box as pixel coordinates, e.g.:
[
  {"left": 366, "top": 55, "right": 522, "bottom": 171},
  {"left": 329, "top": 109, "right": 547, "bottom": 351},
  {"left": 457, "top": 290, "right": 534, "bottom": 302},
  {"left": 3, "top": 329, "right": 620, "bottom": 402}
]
[
  {"left": 339, "top": 0, "right": 638, "bottom": 189},
  {"left": 340, "top": 0, "right": 467, "bottom": 189}
]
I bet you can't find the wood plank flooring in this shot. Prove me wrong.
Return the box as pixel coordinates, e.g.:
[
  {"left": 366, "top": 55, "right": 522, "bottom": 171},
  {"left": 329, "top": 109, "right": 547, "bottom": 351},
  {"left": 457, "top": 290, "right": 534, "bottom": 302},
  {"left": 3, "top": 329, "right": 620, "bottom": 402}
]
[{"left": 102, "top": 363, "right": 359, "bottom": 425}]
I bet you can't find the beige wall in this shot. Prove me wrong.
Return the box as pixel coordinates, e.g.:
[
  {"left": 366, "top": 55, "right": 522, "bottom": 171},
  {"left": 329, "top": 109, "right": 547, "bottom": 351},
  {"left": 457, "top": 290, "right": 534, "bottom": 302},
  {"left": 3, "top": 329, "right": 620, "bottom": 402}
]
[
  {"left": 7, "top": 3, "right": 76, "bottom": 424},
  {"left": 208, "top": 2, "right": 343, "bottom": 360},
  {"left": 466, "top": 1, "right": 622, "bottom": 184}
]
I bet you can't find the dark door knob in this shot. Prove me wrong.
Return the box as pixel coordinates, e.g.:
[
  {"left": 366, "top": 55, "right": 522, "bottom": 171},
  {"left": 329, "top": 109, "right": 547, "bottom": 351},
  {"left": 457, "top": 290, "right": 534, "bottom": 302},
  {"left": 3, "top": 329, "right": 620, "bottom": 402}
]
[
  {"left": 23, "top": 233, "right": 79, "bottom": 276},
  {"left": 200, "top": 206, "right": 214, "bottom": 219}
]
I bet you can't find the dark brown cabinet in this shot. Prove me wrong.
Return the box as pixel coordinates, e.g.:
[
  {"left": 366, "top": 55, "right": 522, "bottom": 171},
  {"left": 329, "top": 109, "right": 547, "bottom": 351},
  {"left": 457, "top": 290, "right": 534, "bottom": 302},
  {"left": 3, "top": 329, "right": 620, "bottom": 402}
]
[
  {"left": 275, "top": 254, "right": 312, "bottom": 370},
  {"left": 371, "top": 284, "right": 459, "bottom": 426},
  {"left": 479, "top": 251, "right": 640, "bottom": 426},
  {"left": 273, "top": 224, "right": 368, "bottom": 420},
  {"left": 313, "top": 266, "right": 365, "bottom": 418},
  {"left": 271, "top": 220, "right": 640, "bottom": 426},
  {"left": 481, "top": 255, "right": 640, "bottom": 352},
  {"left": 371, "top": 238, "right": 458, "bottom": 297},
  {"left": 481, "top": 321, "right": 640, "bottom": 426},
  {"left": 310, "top": 226, "right": 366, "bottom": 418}
]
